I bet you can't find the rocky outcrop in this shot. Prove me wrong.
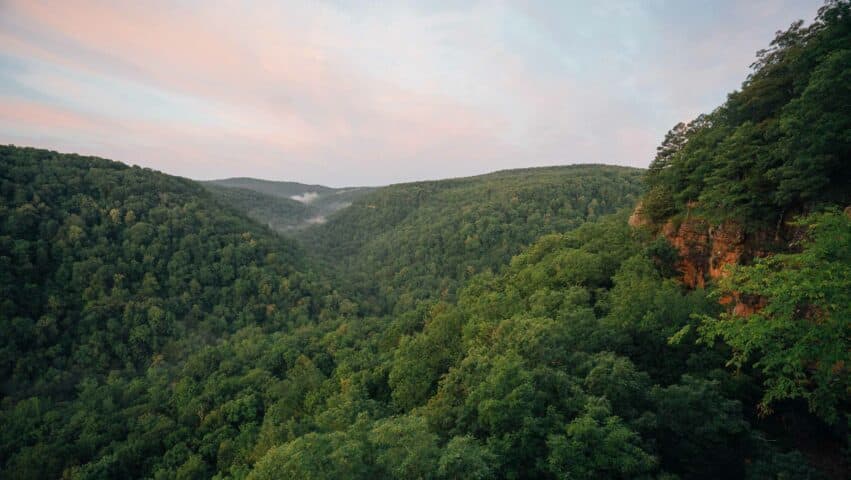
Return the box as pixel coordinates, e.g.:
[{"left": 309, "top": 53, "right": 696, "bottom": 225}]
[
  {"left": 659, "top": 216, "right": 753, "bottom": 289},
  {"left": 662, "top": 217, "right": 711, "bottom": 288},
  {"left": 662, "top": 217, "right": 778, "bottom": 315},
  {"left": 664, "top": 215, "right": 785, "bottom": 288},
  {"left": 676, "top": 218, "right": 768, "bottom": 316},
  {"left": 630, "top": 201, "right": 784, "bottom": 315},
  {"left": 627, "top": 199, "right": 838, "bottom": 317}
]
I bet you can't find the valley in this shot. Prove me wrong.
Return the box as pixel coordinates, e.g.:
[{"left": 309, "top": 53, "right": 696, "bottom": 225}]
[
  {"left": 203, "top": 178, "right": 376, "bottom": 232},
  {"left": 1, "top": 2, "right": 850, "bottom": 479}
]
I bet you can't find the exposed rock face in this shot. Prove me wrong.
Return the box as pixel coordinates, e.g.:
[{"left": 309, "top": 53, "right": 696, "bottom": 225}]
[
  {"left": 662, "top": 217, "right": 773, "bottom": 315},
  {"left": 707, "top": 222, "right": 747, "bottom": 279},
  {"left": 628, "top": 201, "right": 801, "bottom": 315},
  {"left": 664, "top": 216, "right": 783, "bottom": 288},
  {"left": 662, "top": 217, "right": 712, "bottom": 289}
]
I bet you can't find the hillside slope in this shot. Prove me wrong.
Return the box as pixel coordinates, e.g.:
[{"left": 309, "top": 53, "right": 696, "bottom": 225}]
[
  {"left": 0, "top": 146, "right": 348, "bottom": 478},
  {"left": 1, "top": 2, "right": 848, "bottom": 478},
  {"left": 642, "top": 0, "right": 851, "bottom": 229},
  {"left": 298, "top": 165, "right": 644, "bottom": 311},
  {"left": 625, "top": 3, "right": 851, "bottom": 472},
  {"left": 348, "top": 4, "right": 851, "bottom": 474}
]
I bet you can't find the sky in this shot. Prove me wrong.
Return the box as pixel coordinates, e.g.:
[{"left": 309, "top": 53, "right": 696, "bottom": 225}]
[{"left": 0, "top": 0, "right": 826, "bottom": 186}]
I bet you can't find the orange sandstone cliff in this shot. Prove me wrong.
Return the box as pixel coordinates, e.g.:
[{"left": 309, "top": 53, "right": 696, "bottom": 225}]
[
  {"left": 661, "top": 218, "right": 754, "bottom": 289},
  {"left": 629, "top": 203, "right": 782, "bottom": 315}
]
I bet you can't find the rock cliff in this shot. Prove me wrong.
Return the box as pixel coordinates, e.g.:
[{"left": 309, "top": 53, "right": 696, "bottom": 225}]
[{"left": 630, "top": 203, "right": 787, "bottom": 315}]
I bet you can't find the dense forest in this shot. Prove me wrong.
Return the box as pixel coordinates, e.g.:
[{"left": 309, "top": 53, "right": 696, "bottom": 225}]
[
  {"left": 1, "top": 1, "right": 850, "bottom": 479},
  {"left": 643, "top": 0, "right": 851, "bottom": 227},
  {"left": 297, "top": 165, "right": 643, "bottom": 313}
]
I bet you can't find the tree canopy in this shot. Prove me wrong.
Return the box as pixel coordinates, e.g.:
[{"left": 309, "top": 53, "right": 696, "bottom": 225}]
[
  {"left": 2, "top": 2, "right": 850, "bottom": 478},
  {"left": 644, "top": 1, "right": 851, "bottom": 227}
]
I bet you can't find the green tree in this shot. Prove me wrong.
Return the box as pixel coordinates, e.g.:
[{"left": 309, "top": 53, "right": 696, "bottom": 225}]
[
  {"left": 248, "top": 431, "right": 372, "bottom": 480},
  {"left": 370, "top": 415, "right": 441, "bottom": 480},
  {"left": 700, "top": 211, "right": 851, "bottom": 422},
  {"left": 546, "top": 397, "right": 656, "bottom": 479},
  {"left": 437, "top": 435, "right": 496, "bottom": 480}
]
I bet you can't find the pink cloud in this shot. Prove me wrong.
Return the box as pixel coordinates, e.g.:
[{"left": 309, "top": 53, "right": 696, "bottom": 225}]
[{"left": 2, "top": 0, "right": 521, "bottom": 182}]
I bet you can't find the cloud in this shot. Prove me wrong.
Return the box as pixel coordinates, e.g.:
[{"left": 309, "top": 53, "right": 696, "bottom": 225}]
[{"left": 0, "top": 0, "right": 825, "bottom": 185}]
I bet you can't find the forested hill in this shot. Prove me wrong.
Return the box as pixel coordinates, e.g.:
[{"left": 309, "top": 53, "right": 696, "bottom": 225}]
[
  {"left": 1, "top": 2, "right": 849, "bottom": 478},
  {"left": 0, "top": 146, "right": 353, "bottom": 477},
  {"left": 205, "top": 177, "right": 340, "bottom": 198},
  {"left": 3, "top": 143, "right": 846, "bottom": 478},
  {"left": 629, "top": 0, "right": 851, "bottom": 462},
  {"left": 0, "top": 146, "right": 347, "bottom": 391},
  {"left": 204, "top": 177, "right": 375, "bottom": 232},
  {"left": 642, "top": 0, "right": 851, "bottom": 228},
  {"left": 297, "top": 165, "right": 643, "bottom": 312}
]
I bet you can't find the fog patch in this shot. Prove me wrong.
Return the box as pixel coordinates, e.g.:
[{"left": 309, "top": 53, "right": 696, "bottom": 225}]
[
  {"left": 306, "top": 215, "right": 326, "bottom": 224},
  {"left": 291, "top": 191, "right": 320, "bottom": 204}
]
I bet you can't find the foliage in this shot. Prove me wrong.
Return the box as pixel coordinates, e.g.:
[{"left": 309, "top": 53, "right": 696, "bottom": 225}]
[
  {"left": 0, "top": 146, "right": 341, "bottom": 478},
  {"left": 3, "top": 4, "right": 850, "bottom": 474},
  {"left": 0, "top": 142, "right": 842, "bottom": 478},
  {"left": 699, "top": 211, "right": 851, "bottom": 422},
  {"left": 298, "top": 165, "right": 644, "bottom": 312},
  {"left": 546, "top": 398, "right": 657, "bottom": 479},
  {"left": 0, "top": 146, "right": 337, "bottom": 392},
  {"left": 645, "top": 1, "right": 851, "bottom": 227}
]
